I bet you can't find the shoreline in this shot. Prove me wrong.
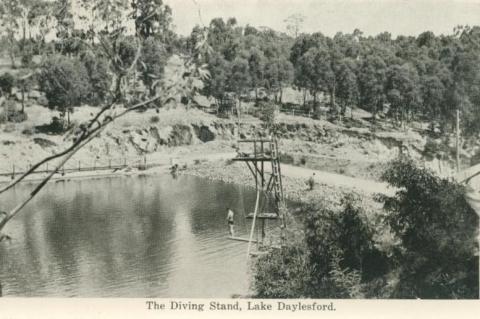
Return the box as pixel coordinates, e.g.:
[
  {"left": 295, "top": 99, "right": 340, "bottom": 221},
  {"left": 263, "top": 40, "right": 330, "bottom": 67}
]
[
  {"left": 180, "top": 159, "right": 387, "bottom": 214},
  {"left": 1, "top": 150, "right": 388, "bottom": 215}
]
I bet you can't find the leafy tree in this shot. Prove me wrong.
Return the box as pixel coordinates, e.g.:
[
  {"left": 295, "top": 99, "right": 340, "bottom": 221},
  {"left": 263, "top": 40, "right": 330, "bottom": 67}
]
[
  {"left": 78, "top": 0, "right": 120, "bottom": 44},
  {"left": 38, "top": 55, "right": 92, "bottom": 125},
  {"left": 336, "top": 58, "right": 359, "bottom": 117},
  {"left": 377, "top": 158, "right": 478, "bottom": 298},
  {"left": 247, "top": 47, "right": 266, "bottom": 101},
  {"left": 264, "top": 56, "right": 294, "bottom": 104},
  {"left": 284, "top": 13, "right": 305, "bottom": 38},
  {"left": 228, "top": 57, "right": 250, "bottom": 110},
  {"left": 386, "top": 63, "right": 422, "bottom": 125},
  {"left": 358, "top": 55, "right": 387, "bottom": 120},
  {"left": 421, "top": 75, "right": 445, "bottom": 129},
  {"left": 203, "top": 52, "right": 231, "bottom": 108},
  {"left": 0, "top": 0, "right": 21, "bottom": 67},
  {"left": 297, "top": 46, "right": 333, "bottom": 114},
  {"left": 80, "top": 51, "right": 112, "bottom": 106},
  {"left": 290, "top": 33, "right": 330, "bottom": 109},
  {"left": 139, "top": 37, "right": 168, "bottom": 95},
  {"left": 28, "top": 0, "right": 55, "bottom": 52},
  {"left": 131, "top": 0, "right": 173, "bottom": 40}
]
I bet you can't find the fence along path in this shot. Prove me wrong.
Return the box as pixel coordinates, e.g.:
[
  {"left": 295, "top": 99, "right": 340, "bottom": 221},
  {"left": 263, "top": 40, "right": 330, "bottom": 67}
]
[{"left": 0, "top": 155, "right": 165, "bottom": 179}]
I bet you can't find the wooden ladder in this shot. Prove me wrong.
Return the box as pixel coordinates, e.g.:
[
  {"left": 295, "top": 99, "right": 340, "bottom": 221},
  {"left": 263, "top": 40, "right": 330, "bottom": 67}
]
[{"left": 269, "top": 137, "right": 284, "bottom": 212}]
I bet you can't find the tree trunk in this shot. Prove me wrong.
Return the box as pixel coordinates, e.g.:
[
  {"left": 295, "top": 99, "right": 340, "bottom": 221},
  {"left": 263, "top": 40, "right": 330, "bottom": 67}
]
[
  {"left": 22, "top": 20, "right": 26, "bottom": 55},
  {"left": 236, "top": 98, "right": 242, "bottom": 140},
  {"left": 330, "top": 81, "right": 336, "bottom": 117},
  {"left": 8, "top": 38, "right": 16, "bottom": 69},
  {"left": 21, "top": 84, "right": 25, "bottom": 113},
  {"left": 279, "top": 88, "right": 283, "bottom": 105},
  {"left": 303, "top": 89, "right": 307, "bottom": 109},
  {"left": 330, "top": 89, "right": 336, "bottom": 115}
]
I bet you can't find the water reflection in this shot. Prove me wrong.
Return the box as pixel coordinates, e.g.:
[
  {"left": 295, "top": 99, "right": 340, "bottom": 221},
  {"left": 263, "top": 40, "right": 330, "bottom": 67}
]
[{"left": 0, "top": 174, "right": 266, "bottom": 297}]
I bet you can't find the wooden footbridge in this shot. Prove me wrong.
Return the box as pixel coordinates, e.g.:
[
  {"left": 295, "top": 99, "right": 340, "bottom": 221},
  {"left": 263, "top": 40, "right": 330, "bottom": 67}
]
[{"left": 228, "top": 136, "right": 286, "bottom": 255}]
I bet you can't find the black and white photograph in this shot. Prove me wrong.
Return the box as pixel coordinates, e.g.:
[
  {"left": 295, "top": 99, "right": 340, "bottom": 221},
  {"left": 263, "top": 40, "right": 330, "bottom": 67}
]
[{"left": 0, "top": 0, "right": 479, "bottom": 303}]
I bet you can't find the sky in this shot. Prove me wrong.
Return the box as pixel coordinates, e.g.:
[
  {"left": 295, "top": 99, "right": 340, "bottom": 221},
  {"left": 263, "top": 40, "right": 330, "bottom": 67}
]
[{"left": 164, "top": 0, "right": 480, "bottom": 37}]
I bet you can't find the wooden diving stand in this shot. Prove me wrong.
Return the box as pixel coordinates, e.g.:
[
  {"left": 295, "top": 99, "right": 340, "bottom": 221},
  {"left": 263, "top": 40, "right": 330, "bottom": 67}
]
[{"left": 230, "top": 137, "right": 285, "bottom": 247}]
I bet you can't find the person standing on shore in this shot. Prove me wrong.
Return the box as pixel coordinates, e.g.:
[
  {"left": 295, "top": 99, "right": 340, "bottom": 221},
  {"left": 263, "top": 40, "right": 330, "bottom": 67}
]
[
  {"left": 226, "top": 207, "right": 235, "bottom": 237},
  {"left": 307, "top": 173, "right": 316, "bottom": 190}
]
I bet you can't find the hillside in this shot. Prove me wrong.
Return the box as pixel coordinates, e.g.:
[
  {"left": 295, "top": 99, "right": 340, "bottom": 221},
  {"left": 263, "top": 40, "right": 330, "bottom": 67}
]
[{"left": 0, "top": 97, "right": 467, "bottom": 183}]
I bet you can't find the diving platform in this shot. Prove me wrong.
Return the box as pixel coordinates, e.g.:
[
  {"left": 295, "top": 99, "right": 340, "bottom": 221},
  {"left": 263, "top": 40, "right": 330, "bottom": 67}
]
[
  {"left": 227, "top": 236, "right": 258, "bottom": 243},
  {"left": 246, "top": 212, "right": 279, "bottom": 220},
  {"left": 232, "top": 156, "right": 273, "bottom": 162}
]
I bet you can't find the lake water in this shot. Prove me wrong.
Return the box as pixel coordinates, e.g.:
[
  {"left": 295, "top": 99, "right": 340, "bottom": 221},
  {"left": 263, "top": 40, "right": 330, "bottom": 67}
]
[{"left": 0, "top": 174, "right": 276, "bottom": 297}]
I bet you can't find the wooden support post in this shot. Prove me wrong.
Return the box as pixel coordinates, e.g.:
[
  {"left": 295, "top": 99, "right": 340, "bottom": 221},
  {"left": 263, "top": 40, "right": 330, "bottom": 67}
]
[
  {"left": 254, "top": 161, "right": 258, "bottom": 192},
  {"left": 260, "top": 141, "right": 264, "bottom": 188},
  {"left": 261, "top": 219, "right": 266, "bottom": 245},
  {"left": 456, "top": 109, "right": 460, "bottom": 172}
]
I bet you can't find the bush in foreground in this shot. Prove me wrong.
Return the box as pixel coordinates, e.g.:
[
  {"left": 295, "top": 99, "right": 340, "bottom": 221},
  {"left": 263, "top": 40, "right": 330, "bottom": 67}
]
[
  {"left": 377, "top": 158, "right": 479, "bottom": 298},
  {"left": 253, "top": 195, "right": 389, "bottom": 298}
]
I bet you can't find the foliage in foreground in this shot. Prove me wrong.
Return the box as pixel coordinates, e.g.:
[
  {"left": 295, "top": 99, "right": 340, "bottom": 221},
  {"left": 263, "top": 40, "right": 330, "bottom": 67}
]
[
  {"left": 253, "top": 195, "right": 390, "bottom": 298},
  {"left": 377, "top": 158, "right": 478, "bottom": 298},
  {"left": 253, "top": 159, "right": 479, "bottom": 299}
]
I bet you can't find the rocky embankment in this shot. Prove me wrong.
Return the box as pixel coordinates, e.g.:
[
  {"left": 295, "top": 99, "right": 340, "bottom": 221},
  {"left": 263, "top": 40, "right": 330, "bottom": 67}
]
[{"left": 0, "top": 104, "right": 465, "bottom": 181}]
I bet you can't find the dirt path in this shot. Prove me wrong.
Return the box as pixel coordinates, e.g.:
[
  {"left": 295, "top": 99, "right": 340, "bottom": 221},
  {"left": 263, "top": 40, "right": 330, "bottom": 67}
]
[{"left": 279, "top": 164, "right": 395, "bottom": 195}]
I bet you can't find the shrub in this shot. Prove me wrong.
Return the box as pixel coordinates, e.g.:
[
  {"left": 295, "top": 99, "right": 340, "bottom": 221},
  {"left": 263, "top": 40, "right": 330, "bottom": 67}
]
[
  {"left": 0, "top": 72, "right": 16, "bottom": 95},
  {"left": 7, "top": 110, "right": 28, "bottom": 123},
  {"left": 150, "top": 115, "right": 160, "bottom": 124},
  {"left": 21, "top": 125, "right": 35, "bottom": 135},
  {"left": 0, "top": 100, "right": 27, "bottom": 123},
  {"left": 377, "top": 158, "right": 478, "bottom": 298},
  {"left": 35, "top": 116, "right": 67, "bottom": 135},
  {"left": 278, "top": 152, "right": 294, "bottom": 165},
  {"left": 304, "top": 195, "right": 389, "bottom": 297},
  {"left": 253, "top": 245, "right": 310, "bottom": 298},
  {"left": 3, "top": 123, "right": 16, "bottom": 133}
]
